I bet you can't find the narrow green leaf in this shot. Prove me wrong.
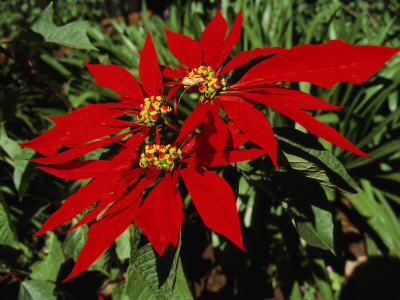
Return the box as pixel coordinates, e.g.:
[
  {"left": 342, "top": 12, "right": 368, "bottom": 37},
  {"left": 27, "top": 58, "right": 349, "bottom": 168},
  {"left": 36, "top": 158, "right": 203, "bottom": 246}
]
[
  {"left": 30, "top": 232, "right": 64, "bottom": 282},
  {"left": 31, "top": 2, "right": 97, "bottom": 50},
  {"left": 18, "top": 280, "right": 56, "bottom": 300}
]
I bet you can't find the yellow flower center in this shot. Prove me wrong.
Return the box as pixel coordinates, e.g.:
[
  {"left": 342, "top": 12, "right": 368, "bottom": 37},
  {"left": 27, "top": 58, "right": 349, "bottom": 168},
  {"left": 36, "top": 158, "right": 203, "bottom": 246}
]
[
  {"left": 139, "top": 143, "right": 182, "bottom": 171},
  {"left": 137, "top": 96, "right": 171, "bottom": 127},
  {"left": 181, "top": 66, "right": 227, "bottom": 102}
]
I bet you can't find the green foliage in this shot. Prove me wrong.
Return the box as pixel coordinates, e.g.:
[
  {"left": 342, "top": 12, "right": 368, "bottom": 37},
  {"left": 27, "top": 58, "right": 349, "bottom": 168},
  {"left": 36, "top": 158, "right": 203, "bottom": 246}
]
[
  {"left": 18, "top": 280, "right": 56, "bottom": 300},
  {"left": 30, "top": 232, "right": 64, "bottom": 281},
  {"left": 0, "top": 192, "right": 19, "bottom": 249},
  {"left": 31, "top": 2, "right": 97, "bottom": 50}
]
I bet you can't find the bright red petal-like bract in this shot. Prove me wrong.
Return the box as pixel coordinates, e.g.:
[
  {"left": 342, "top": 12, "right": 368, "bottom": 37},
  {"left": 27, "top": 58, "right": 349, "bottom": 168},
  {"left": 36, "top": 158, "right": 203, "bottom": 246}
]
[
  {"left": 139, "top": 31, "right": 163, "bottom": 96},
  {"left": 135, "top": 172, "right": 184, "bottom": 255},
  {"left": 164, "top": 28, "right": 202, "bottom": 69},
  {"left": 20, "top": 104, "right": 134, "bottom": 156},
  {"left": 234, "top": 40, "right": 400, "bottom": 89},
  {"left": 85, "top": 61, "right": 143, "bottom": 99},
  {"left": 200, "top": 10, "right": 227, "bottom": 69},
  {"left": 220, "top": 96, "right": 277, "bottom": 167},
  {"left": 179, "top": 168, "right": 245, "bottom": 250}
]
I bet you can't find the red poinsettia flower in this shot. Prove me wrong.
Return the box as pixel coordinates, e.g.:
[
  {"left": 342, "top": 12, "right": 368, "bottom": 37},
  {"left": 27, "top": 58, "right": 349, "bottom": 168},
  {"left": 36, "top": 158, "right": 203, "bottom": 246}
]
[
  {"left": 163, "top": 10, "right": 400, "bottom": 166},
  {"left": 20, "top": 31, "right": 169, "bottom": 162},
  {"left": 31, "top": 110, "right": 264, "bottom": 281}
]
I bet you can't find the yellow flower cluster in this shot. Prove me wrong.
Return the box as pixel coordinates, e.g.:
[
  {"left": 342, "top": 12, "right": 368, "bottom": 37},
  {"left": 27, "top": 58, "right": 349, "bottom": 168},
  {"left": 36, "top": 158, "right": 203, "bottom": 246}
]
[
  {"left": 139, "top": 143, "right": 182, "bottom": 171},
  {"left": 137, "top": 96, "right": 171, "bottom": 126},
  {"left": 182, "top": 66, "right": 227, "bottom": 101}
]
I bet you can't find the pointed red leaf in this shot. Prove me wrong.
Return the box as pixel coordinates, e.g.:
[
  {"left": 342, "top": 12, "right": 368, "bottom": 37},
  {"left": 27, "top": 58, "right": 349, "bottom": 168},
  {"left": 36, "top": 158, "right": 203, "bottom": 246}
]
[
  {"left": 217, "top": 10, "right": 243, "bottom": 67},
  {"left": 160, "top": 65, "right": 183, "bottom": 78},
  {"left": 62, "top": 184, "right": 143, "bottom": 282},
  {"left": 135, "top": 172, "right": 183, "bottom": 255},
  {"left": 139, "top": 32, "right": 163, "bottom": 96},
  {"left": 183, "top": 148, "right": 266, "bottom": 168},
  {"left": 35, "top": 172, "right": 121, "bottom": 236},
  {"left": 200, "top": 10, "right": 227, "bottom": 69},
  {"left": 220, "top": 47, "right": 287, "bottom": 76},
  {"left": 68, "top": 182, "right": 133, "bottom": 232},
  {"left": 114, "top": 96, "right": 143, "bottom": 108},
  {"left": 248, "top": 87, "right": 344, "bottom": 110},
  {"left": 29, "top": 130, "right": 135, "bottom": 164},
  {"left": 37, "top": 160, "right": 111, "bottom": 179},
  {"left": 20, "top": 104, "right": 133, "bottom": 156},
  {"left": 179, "top": 168, "right": 244, "bottom": 250},
  {"left": 244, "top": 92, "right": 370, "bottom": 157},
  {"left": 235, "top": 40, "right": 400, "bottom": 88},
  {"left": 85, "top": 61, "right": 143, "bottom": 99},
  {"left": 203, "top": 111, "right": 228, "bottom": 153},
  {"left": 172, "top": 102, "right": 211, "bottom": 146},
  {"left": 165, "top": 28, "right": 202, "bottom": 69},
  {"left": 221, "top": 97, "right": 277, "bottom": 167}
]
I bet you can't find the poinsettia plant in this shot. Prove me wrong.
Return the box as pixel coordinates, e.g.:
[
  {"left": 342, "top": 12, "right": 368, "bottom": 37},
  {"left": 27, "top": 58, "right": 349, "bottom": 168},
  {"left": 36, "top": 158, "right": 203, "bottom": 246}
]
[{"left": 20, "top": 8, "right": 400, "bottom": 288}]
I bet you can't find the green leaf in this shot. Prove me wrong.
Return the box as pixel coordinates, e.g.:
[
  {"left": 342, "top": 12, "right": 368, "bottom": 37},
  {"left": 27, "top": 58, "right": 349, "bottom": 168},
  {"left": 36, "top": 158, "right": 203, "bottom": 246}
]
[
  {"left": 288, "top": 181, "right": 335, "bottom": 253},
  {"left": 121, "top": 226, "right": 183, "bottom": 300},
  {"left": 63, "top": 220, "right": 87, "bottom": 260},
  {"left": 63, "top": 221, "right": 112, "bottom": 276},
  {"left": 295, "top": 205, "right": 335, "bottom": 253},
  {"left": 275, "top": 127, "right": 359, "bottom": 193},
  {"left": 171, "top": 261, "right": 193, "bottom": 300},
  {"left": 0, "top": 123, "right": 21, "bottom": 160},
  {"left": 115, "top": 226, "right": 132, "bottom": 262},
  {"left": 30, "top": 232, "right": 64, "bottom": 281},
  {"left": 0, "top": 192, "right": 19, "bottom": 249},
  {"left": 31, "top": 2, "right": 97, "bottom": 50},
  {"left": 18, "top": 280, "right": 56, "bottom": 300},
  {"left": 13, "top": 148, "right": 35, "bottom": 196}
]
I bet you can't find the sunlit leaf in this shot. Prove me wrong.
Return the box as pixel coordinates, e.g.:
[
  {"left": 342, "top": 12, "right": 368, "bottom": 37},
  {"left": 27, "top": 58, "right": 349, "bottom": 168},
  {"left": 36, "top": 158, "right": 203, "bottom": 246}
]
[
  {"left": 275, "top": 127, "right": 359, "bottom": 193},
  {"left": 31, "top": 2, "right": 97, "bottom": 50}
]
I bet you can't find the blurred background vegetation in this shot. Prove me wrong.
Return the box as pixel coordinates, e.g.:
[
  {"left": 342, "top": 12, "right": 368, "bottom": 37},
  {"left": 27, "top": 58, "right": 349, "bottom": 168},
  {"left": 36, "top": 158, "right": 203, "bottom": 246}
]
[{"left": 1, "top": 0, "right": 400, "bottom": 299}]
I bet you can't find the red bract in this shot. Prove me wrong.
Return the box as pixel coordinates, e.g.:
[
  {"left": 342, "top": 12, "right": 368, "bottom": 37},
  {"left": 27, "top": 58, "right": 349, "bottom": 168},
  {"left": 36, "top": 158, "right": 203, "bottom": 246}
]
[
  {"left": 33, "top": 114, "right": 262, "bottom": 281},
  {"left": 164, "top": 10, "right": 400, "bottom": 166},
  {"left": 20, "top": 31, "right": 166, "bottom": 161}
]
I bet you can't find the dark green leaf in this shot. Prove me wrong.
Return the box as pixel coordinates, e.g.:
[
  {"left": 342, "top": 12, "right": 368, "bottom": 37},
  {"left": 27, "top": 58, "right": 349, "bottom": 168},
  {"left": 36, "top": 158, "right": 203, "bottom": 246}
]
[
  {"left": 31, "top": 2, "right": 97, "bottom": 50},
  {"left": 288, "top": 181, "right": 335, "bottom": 253},
  {"left": 13, "top": 148, "right": 35, "bottom": 196},
  {"left": 275, "top": 127, "right": 359, "bottom": 193},
  {"left": 295, "top": 205, "right": 335, "bottom": 253},
  {"left": 0, "top": 192, "right": 19, "bottom": 249},
  {"left": 124, "top": 226, "right": 182, "bottom": 300}
]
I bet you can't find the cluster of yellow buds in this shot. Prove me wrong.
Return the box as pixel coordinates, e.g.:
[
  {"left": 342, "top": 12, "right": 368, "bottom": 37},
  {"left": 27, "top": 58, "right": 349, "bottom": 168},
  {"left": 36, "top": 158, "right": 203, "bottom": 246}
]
[
  {"left": 139, "top": 143, "right": 182, "bottom": 171},
  {"left": 137, "top": 96, "right": 171, "bottom": 126},
  {"left": 182, "top": 66, "right": 227, "bottom": 101}
]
